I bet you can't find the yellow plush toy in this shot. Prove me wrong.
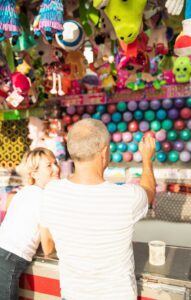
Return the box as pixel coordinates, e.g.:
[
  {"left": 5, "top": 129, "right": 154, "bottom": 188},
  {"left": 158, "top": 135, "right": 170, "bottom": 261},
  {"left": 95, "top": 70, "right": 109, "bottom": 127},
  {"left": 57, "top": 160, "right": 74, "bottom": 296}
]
[{"left": 93, "top": 0, "right": 147, "bottom": 44}]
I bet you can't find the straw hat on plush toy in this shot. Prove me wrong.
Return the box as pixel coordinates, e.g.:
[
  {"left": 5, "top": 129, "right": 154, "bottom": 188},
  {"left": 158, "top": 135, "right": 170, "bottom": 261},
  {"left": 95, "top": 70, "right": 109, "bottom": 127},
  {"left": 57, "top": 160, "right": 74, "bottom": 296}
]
[{"left": 55, "top": 20, "right": 85, "bottom": 51}]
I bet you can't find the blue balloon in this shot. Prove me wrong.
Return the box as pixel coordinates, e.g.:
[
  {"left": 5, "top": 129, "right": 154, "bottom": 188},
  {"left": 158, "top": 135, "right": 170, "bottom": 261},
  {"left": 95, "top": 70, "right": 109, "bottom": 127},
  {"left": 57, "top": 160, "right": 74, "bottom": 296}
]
[
  {"left": 134, "top": 110, "right": 144, "bottom": 121},
  {"left": 117, "top": 142, "right": 128, "bottom": 152},
  {"left": 112, "top": 152, "right": 123, "bottom": 162},
  {"left": 111, "top": 112, "right": 122, "bottom": 123},
  {"left": 156, "top": 141, "right": 161, "bottom": 152},
  {"left": 107, "top": 122, "right": 117, "bottom": 133},
  {"left": 92, "top": 112, "right": 101, "bottom": 120},
  {"left": 157, "top": 151, "right": 167, "bottom": 162},
  {"left": 128, "top": 142, "right": 138, "bottom": 153},
  {"left": 96, "top": 105, "right": 106, "bottom": 113},
  {"left": 156, "top": 109, "right": 167, "bottom": 120},
  {"left": 133, "top": 132, "right": 143, "bottom": 143}
]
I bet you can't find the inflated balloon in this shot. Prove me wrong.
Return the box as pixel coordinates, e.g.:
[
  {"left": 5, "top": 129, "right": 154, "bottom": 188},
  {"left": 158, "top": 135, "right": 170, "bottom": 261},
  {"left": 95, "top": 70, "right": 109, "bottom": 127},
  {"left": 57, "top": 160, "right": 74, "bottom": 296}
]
[
  {"left": 144, "top": 131, "right": 155, "bottom": 138},
  {"left": 174, "top": 119, "right": 185, "bottom": 131},
  {"left": 168, "top": 108, "right": 179, "bottom": 120},
  {"left": 76, "top": 106, "right": 85, "bottom": 115},
  {"left": 107, "top": 122, "right": 117, "bottom": 133},
  {"left": 162, "top": 141, "right": 172, "bottom": 152},
  {"left": 167, "top": 130, "right": 178, "bottom": 141},
  {"left": 63, "top": 115, "right": 72, "bottom": 125},
  {"left": 96, "top": 105, "right": 106, "bottom": 113},
  {"left": 155, "top": 129, "right": 167, "bottom": 142},
  {"left": 72, "top": 114, "right": 80, "bottom": 123},
  {"left": 150, "top": 120, "right": 161, "bottom": 132},
  {"left": 82, "top": 113, "right": 91, "bottom": 119},
  {"left": 117, "top": 122, "right": 128, "bottom": 132},
  {"left": 162, "top": 119, "right": 173, "bottom": 130},
  {"left": 123, "top": 151, "right": 133, "bottom": 162},
  {"left": 107, "top": 104, "right": 117, "bottom": 114},
  {"left": 128, "top": 142, "right": 138, "bottom": 153},
  {"left": 101, "top": 113, "right": 111, "bottom": 124},
  {"left": 187, "top": 120, "right": 191, "bottom": 130},
  {"left": 150, "top": 100, "right": 161, "bottom": 110},
  {"left": 122, "top": 132, "right": 133, "bottom": 142},
  {"left": 139, "top": 121, "right": 150, "bottom": 132},
  {"left": 180, "top": 129, "right": 191, "bottom": 141},
  {"left": 168, "top": 151, "right": 179, "bottom": 162},
  {"left": 111, "top": 112, "right": 122, "bottom": 123},
  {"left": 86, "top": 105, "right": 96, "bottom": 114},
  {"left": 117, "top": 142, "right": 128, "bottom": 152},
  {"left": 157, "top": 151, "right": 167, "bottom": 162},
  {"left": 117, "top": 102, "right": 127, "bottom": 112},
  {"left": 180, "top": 108, "right": 191, "bottom": 119},
  {"left": 112, "top": 132, "right": 122, "bottom": 143},
  {"left": 139, "top": 100, "right": 149, "bottom": 111},
  {"left": 156, "top": 109, "right": 167, "bottom": 120},
  {"left": 92, "top": 112, "right": 101, "bottom": 120},
  {"left": 123, "top": 111, "right": 133, "bottom": 122},
  {"left": 66, "top": 106, "right": 76, "bottom": 115},
  {"left": 180, "top": 151, "right": 191, "bottom": 162},
  {"left": 127, "top": 101, "right": 138, "bottom": 111},
  {"left": 186, "top": 98, "right": 191, "bottom": 107},
  {"left": 144, "top": 110, "right": 155, "bottom": 121},
  {"left": 112, "top": 152, "right": 123, "bottom": 163},
  {"left": 133, "top": 132, "right": 143, "bottom": 143},
  {"left": 110, "top": 142, "right": 117, "bottom": 153},
  {"left": 174, "top": 98, "right": 185, "bottom": 108},
  {"left": 162, "top": 98, "right": 173, "bottom": 109},
  {"left": 133, "top": 151, "right": 142, "bottom": 162},
  {"left": 134, "top": 110, "right": 143, "bottom": 121},
  {"left": 185, "top": 141, "right": 191, "bottom": 152},
  {"left": 128, "top": 121, "right": 139, "bottom": 132},
  {"left": 156, "top": 141, "right": 161, "bottom": 152},
  {"left": 174, "top": 140, "right": 185, "bottom": 152}
]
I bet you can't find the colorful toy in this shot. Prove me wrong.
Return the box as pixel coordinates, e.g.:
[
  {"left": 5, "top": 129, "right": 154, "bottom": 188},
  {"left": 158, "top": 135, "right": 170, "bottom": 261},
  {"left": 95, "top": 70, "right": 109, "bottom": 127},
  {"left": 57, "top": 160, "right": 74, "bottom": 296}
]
[
  {"left": 173, "top": 56, "right": 191, "bottom": 83},
  {"left": 0, "top": 0, "right": 21, "bottom": 45},
  {"left": 93, "top": 0, "right": 147, "bottom": 44},
  {"left": 33, "top": 0, "right": 64, "bottom": 43}
]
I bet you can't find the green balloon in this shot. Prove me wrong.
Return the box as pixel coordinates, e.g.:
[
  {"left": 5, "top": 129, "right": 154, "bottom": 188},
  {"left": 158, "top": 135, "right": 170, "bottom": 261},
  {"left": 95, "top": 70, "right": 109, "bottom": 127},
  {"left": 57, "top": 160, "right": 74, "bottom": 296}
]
[
  {"left": 110, "top": 142, "right": 117, "bottom": 153},
  {"left": 186, "top": 98, "right": 191, "bottom": 107},
  {"left": 180, "top": 129, "right": 191, "bottom": 141},
  {"left": 117, "top": 102, "right": 127, "bottom": 112},
  {"left": 150, "top": 120, "right": 161, "bottom": 132},
  {"left": 168, "top": 151, "right": 179, "bottom": 162},
  {"left": 162, "top": 119, "right": 173, "bottom": 131},
  {"left": 167, "top": 130, "right": 178, "bottom": 141},
  {"left": 144, "top": 110, "right": 155, "bottom": 121},
  {"left": 117, "top": 122, "right": 128, "bottom": 132}
]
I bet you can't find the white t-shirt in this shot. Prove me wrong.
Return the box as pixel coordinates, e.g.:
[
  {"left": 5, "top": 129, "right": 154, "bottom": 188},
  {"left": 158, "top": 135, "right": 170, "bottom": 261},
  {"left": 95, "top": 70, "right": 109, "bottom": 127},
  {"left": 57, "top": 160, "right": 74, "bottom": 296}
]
[
  {"left": 41, "top": 179, "right": 148, "bottom": 300},
  {"left": 0, "top": 185, "right": 42, "bottom": 261}
]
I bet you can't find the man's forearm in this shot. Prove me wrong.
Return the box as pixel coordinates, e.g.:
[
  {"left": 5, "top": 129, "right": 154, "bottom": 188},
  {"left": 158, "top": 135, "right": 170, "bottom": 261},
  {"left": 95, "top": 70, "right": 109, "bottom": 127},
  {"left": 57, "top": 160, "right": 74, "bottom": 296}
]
[{"left": 140, "top": 161, "right": 156, "bottom": 205}]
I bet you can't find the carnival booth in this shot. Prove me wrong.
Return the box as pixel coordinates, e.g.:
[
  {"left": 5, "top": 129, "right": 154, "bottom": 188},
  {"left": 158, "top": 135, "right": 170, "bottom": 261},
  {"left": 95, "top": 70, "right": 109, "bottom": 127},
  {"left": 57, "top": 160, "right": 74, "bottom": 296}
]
[{"left": 0, "top": 0, "right": 191, "bottom": 299}]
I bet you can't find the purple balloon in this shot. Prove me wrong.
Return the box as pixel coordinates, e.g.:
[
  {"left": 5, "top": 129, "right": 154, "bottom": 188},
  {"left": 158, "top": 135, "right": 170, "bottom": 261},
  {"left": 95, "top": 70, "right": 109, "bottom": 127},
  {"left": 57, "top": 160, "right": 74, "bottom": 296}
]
[
  {"left": 123, "top": 111, "right": 133, "bottom": 122},
  {"left": 101, "top": 113, "right": 111, "bottom": 124},
  {"left": 186, "top": 141, "right": 191, "bottom": 152},
  {"left": 180, "top": 151, "right": 191, "bottom": 162},
  {"left": 187, "top": 119, "right": 191, "bottom": 130},
  {"left": 150, "top": 100, "right": 161, "bottom": 110},
  {"left": 174, "top": 140, "right": 185, "bottom": 152},
  {"left": 66, "top": 105, "right": 76, "bottom": 115},
  {"left": 127, "top": 101, "right": 138, "bottom": 111},
  {"left": 133, "top": 151, "right": 142, "bottom": 162},
  {"left": 162, "top": 98, "right": 173, "bottom": 109},
  {"left": 168, "top": 108, "right": 179, "bottom": 120},
  {"left": 155, "top": 129, "right": 167, "bottom": 142},
  {"left": 139, "top": 100, "right": 149, "bottom": 111},
  {"left": 139, "top": 121, "right": 150, "bottom": 132},
  {"left": 174, "top": 98, "right": 185, "bottom": 108},
  {"left": 82, "top": 113, "right": 91, "bottom": 119}
]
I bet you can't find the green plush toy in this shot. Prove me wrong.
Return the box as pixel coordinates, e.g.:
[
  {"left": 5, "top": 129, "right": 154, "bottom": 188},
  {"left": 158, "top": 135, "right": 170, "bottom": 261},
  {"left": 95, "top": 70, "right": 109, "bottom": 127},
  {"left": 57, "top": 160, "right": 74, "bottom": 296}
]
[
  {"left": 173, "top": 56, "right": 191, "bottom": 83},
  {"left": 93, "top": 0, "right": 147, "bottom": 44}
]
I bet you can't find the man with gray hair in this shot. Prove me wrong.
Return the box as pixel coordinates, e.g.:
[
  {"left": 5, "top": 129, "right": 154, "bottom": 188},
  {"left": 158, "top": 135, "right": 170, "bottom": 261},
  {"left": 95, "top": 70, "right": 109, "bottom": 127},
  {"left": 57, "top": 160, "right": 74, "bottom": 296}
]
[{"left": 40, "top": 118, "right": 156, "bottom": 300}]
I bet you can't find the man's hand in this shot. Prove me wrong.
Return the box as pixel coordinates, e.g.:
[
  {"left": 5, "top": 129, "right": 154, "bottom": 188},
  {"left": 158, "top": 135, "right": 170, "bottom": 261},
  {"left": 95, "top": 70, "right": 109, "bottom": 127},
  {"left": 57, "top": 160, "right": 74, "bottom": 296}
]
[{"left": 139, "top": 135, "right": 156, "bottom": 163}]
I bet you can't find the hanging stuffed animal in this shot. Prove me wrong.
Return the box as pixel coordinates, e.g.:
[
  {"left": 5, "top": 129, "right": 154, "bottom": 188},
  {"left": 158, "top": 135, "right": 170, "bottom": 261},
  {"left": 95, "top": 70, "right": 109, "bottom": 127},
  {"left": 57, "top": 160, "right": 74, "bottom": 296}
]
[
  {"left": 33, "top": 0, "right": 64, "bottom": 43},
  {"left": 93, "top": 0, "right": 147, "bottom": 44},
  {"left": 0, "top": 0, "right": 21, "bottom": 45},
  {"left": 172, "top": 56, "right": 191, "bottom": 83}
]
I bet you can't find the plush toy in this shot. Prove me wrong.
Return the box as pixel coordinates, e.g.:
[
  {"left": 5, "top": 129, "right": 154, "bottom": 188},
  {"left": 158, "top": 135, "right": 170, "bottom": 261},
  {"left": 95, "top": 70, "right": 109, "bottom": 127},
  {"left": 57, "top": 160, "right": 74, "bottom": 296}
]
[
  {"left": 65, "top": 50, "right": 86, "bottom": 80},
  {"left": 0, "top": 0, "right": 21, "bottom": 45},
  {"left": 172, "top": 56, "right": 191, "bottom": 83},
  {"left": 33, "top": 0, "right": 64, "bottom": 43},
  {"left": 6, "top": 72, "right": 30, "bottom": 107},
  {"left": 97, "top": 63, "right": 116, "bottom": 93},
  {"left": 174, "top": 0, "right": 191, "bottom": 56},
  {"left": 56, "top": 20, "right": 85, "bottom": 51},
  {"left": 93, "top": 0, "right": 147, "bottom": 44},
  {"left": 82, "top": 68, "right": 100, "bottom": 93}
]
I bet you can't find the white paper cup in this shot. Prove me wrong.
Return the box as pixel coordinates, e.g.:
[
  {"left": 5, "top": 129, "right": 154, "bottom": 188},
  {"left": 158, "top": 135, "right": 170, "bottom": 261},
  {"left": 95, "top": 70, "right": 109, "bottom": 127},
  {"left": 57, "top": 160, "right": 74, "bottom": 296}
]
[{"left": 149, "top": 240, "right": 166, "bottom": 266}]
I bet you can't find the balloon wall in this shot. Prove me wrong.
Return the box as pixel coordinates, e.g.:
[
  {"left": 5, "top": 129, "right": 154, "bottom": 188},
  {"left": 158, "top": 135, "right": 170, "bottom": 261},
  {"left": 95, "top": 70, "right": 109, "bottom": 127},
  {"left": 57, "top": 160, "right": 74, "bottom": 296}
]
[{"left": 62, "top": 98, "right": 191, "bottom": 164}]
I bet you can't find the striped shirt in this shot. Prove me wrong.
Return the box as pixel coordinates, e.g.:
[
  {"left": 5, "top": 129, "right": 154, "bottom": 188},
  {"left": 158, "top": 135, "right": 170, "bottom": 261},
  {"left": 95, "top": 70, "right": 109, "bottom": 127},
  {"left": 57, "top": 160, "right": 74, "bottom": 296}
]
[{"left": 41, "top": 179, "right": 148, "bottom": 300}]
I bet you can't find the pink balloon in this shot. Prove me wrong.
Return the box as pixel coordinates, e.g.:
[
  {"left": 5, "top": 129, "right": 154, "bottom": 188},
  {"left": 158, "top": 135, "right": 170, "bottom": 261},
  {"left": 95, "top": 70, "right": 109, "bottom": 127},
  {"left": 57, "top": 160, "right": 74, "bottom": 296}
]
[
  {"left": 123, "top": 151, "right": 133, "bottom": 162},
  {"left": 155, "top": 129, "right": 167, "bottom": 142},
  {"left": 122, "top": 132, "right": 133, "bottom": 142},
  {"left": 112, "top": 132, "right": 122, "bottom": 143}
]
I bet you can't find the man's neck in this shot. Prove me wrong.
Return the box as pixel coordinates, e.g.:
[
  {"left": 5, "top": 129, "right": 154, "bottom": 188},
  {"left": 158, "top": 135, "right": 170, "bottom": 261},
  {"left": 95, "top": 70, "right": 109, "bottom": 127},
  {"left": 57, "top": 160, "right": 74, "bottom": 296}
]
[{"left": 69, "top": 162, "right": 105, "bottom": 185}]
